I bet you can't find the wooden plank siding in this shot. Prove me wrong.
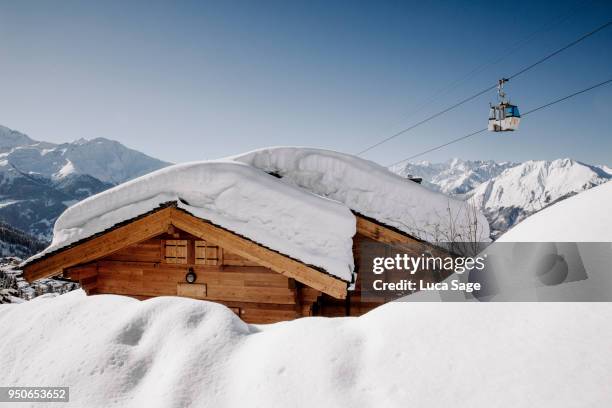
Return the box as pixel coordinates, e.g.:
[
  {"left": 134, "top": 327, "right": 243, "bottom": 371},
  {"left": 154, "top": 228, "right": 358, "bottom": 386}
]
[
  {"left": 355, "top": 215, "right": 421, "bottom": 245},
  {"left": 23, "top": 203, "right": 445, "bottom": 323},
  {"left": 58, "top": 228, "right": 325, "bottom": 323},
  {"left": 24, "top": 207, "right": 175, "bottom": 281},
  {"left": 23, "top": 207, "right": 348, "bottom": 300},
  {"left": 168, "top": 209, "right": 348, "bottom": 299}
]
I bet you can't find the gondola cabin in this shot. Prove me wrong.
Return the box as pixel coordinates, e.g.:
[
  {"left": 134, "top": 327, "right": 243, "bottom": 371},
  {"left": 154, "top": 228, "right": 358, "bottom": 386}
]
[
  {"left": 488, "top": 102, "right": 521, "bottom": 132},
  {"left": 488, "top": 78, "right": 521, "bottom": 132}
]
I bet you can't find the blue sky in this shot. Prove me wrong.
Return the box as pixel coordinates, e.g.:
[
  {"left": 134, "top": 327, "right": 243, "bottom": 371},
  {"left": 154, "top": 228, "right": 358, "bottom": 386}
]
[{"left": 0, "top": 0, "right": 611, "bottom": 165}]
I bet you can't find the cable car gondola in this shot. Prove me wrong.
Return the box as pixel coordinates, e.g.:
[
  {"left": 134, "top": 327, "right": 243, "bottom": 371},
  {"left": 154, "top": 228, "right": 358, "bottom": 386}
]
[{"left": 488, "top": 78, "right": 521, "bottom": 132}]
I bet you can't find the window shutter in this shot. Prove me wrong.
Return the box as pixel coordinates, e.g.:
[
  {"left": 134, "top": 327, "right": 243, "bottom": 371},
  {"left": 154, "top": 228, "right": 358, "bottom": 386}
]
[
  {"left": 165, "top": 240, "right": 188, "bottom": 264},
  {"left": 195, "top": 240, "right": 219, "bottom": 265}
]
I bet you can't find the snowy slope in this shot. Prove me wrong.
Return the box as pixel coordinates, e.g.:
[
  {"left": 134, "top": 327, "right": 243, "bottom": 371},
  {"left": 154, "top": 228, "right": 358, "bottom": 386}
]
[
  {"left": 0, "top": 125, "right": 36, "bottom": 151},
  {"left": 0, "top": 163, "right": 114, "bottom": 240},
  {"left": 498, "top": 181, "right": 612, "bottom": 242},
  {"left": 26, "top": 161, "right": 356, "bottom": 281},
  {"left": 234, "top": 148, "right": 490, "bottom": 243},
  {"left": 469, "top": 159, "right": 612, "bottom": 237},
  {"left": 0, "top": 223, "right": 46, "bottom": 258},
  {"left": 1, "top": 291, "right": 611, "bottom": 407},
  {"left": 598, "top": 164, "right": 612, "bottom": 175}
]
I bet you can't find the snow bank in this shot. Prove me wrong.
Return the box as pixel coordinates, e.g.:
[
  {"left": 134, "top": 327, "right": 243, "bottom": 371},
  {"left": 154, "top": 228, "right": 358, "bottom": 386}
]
[
  {"left": 233, "top": 147, "right": 490, "bottom": 243},
  {"left": 498, "top": 181, "right": 612, "bottom": 242},
  {"left": 25, "top": 161, "right": 356, "bottom": 281},
  {"left": 1, "top": 291, "right": 611, "bottom": 407}
]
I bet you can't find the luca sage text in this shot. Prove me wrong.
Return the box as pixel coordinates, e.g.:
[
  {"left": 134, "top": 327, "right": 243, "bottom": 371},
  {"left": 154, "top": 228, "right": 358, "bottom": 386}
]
[{"left": 372, "top": 279, "right": 481, "bottom": 293}]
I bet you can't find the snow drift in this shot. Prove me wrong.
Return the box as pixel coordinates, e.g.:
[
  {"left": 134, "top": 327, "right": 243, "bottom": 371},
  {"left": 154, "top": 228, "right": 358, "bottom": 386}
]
[
  {"left": 439, "top": 181, "right": 612, "bottom": 302},
  {"left": 25, "top": 161, "right": 356, "bottom": 281},
  {"left": 1, "top": 291, "right": 611, "bottom": 407},
  {"left": 498, "top": 180, "right": 612, "bottom": 242},
  {"left": 233, "top": 147, "right": 490, "bottom": 243}
]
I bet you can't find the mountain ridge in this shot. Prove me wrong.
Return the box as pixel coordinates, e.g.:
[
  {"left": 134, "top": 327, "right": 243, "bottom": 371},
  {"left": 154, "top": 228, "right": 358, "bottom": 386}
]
[
  {"left": 0, "top": 124, "right": 171, "bottom": 240},
  {"left": 392, "top": 157, "right": 612, "bottom": 238},
  {"left": 0, "top": 125, "right": 171, "bottom": 184}
]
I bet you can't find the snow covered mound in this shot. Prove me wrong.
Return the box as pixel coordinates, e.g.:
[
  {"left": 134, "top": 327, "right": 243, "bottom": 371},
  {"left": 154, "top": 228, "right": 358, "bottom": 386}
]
[
  {"left": 234, "top": 147, "right": 490, "bottom": 243},
  {"left": 26, "top": 161, "right": 356, "bottom": 281},
  {"left": 1, "top": 291, "right": 611, "bottom": 407},
  {"left": 498, "top": 181, "right": 612, "bottom": 242}
]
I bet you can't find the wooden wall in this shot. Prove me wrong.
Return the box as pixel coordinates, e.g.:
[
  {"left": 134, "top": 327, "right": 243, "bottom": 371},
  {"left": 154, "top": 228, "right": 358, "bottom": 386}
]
[
  {"left": 62, "top": 218, "right": 442, "bottom": 323},
  {"left": 64, "top": 232, "right": 326, "bottom": 324},
  {"left": 317, "top": 232, "right": 385, "bottom": 317}
]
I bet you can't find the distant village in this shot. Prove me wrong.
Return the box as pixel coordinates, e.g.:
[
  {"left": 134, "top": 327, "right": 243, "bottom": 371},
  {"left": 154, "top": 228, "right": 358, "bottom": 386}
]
[{"left": 0, "top": 257, "right": 78, "bottom": 303}]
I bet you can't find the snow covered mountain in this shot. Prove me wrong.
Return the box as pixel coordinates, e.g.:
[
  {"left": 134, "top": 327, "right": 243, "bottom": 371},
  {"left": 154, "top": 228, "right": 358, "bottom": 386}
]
[
  {"left": 0, "top": 124, "right": 170, "bottom": 240},
  {"left": 470, "top": 159, "right": 612, "bottom": 237},
  {"left": 392, "top": 158, "right": 612, "bottom": 238},
  {"left": 0, "top": 125, "right": 170, "bottom": 184},
  {"left": 392, "top": 158, "right": 517, "bottom": 195}
]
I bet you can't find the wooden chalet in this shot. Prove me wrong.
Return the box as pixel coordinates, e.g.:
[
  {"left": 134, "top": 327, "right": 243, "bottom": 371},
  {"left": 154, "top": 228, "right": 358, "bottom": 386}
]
[{"left": 22, "top": 200, "right": 430, "bottom": 323}]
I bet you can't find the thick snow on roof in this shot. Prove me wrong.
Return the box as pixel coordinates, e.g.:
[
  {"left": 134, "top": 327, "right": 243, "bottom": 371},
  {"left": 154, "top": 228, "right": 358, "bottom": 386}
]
[
  {"left": 233, "top": 147, "right": 490, "bottom": 242},
  {"left": 1, "top": 291, "right": 611, "bottom": 407},
  {"left": 25, "top": 161, "right": 356, "bottom": 281},
  {"left": 25, "top": 147, "right": 492, "bottom": 278},
  {"left": 498, "top": 181, "right": 612, "bottom": 242}
]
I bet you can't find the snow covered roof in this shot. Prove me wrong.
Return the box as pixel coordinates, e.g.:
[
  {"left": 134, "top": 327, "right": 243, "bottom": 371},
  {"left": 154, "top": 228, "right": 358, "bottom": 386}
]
[
  {"left": 24, "top": 160, "right": 356, "bottom": 282},
  {"left": 233, "top": 147, "right": 490, "bottom": 243},
  {"left": 23, "top": 147, "right": 490, "bottom": 281},
  {"left": 498, "top": 181, "right": 612, "bottom": 242}
]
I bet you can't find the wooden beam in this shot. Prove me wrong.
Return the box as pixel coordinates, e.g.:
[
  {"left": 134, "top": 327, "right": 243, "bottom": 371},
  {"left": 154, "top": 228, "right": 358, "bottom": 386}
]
[
  {"left": 23, "top": 207, "right": 174, "bottom": 282},
  {"left": 80, "top": 275, "right": 98, "bottom": 295},
  {"left": 356, "top": 215, "right": 420, "bottom": 244},
  {"left": 64, "top": 263, "right": 98, "bottom": 281},
  {"left": 169, "top": 208, "right": 348, "bottom": 299}
]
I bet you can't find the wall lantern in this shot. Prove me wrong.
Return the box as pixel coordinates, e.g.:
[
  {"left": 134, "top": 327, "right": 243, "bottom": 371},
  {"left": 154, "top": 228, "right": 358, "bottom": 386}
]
[{"left": 185, "top": 268, "right": 197, "bottom": 284}]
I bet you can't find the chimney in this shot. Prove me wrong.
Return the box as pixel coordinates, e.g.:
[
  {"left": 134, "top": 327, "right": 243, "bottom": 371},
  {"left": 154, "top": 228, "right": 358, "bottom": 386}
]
[{"left": 404, "top": 174, "right": 422, "bottom": 184}]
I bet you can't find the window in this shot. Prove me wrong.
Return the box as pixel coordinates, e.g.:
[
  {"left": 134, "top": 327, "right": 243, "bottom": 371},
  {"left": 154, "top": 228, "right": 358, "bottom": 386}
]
[
  {"left": 165, "top": 240, "right": 187, "bottom": 264},
  {"left": 195, "top": 240, "right": 219, "bottom": 265},
  {"left": 505, "top": 106, "right": 520, "bottom": 118}
]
